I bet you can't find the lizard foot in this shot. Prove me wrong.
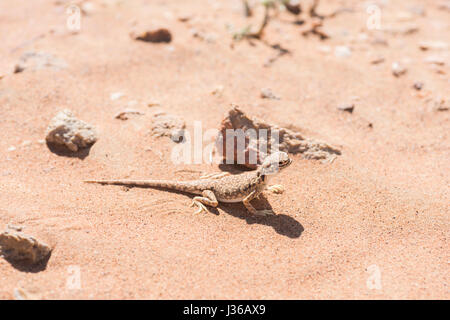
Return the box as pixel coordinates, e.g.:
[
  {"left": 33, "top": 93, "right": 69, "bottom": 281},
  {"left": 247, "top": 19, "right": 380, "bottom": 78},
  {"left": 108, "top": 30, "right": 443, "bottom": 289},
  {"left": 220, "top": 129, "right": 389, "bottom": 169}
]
[
  {"left": 267, "top": 184, "right": 285, "bottom": 194},
  {"left": 190, "top": 200, "right": 208, "bottom": 214},
  {"left": 254, "top": 209, "right": 275, "bottom": 217}
]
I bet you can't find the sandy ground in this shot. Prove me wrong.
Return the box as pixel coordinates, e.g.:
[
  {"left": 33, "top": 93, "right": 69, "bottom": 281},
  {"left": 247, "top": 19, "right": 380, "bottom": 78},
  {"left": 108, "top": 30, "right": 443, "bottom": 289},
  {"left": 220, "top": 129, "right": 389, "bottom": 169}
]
[{"left": 0, "top": 0, "right": 449, "bottom": 299}]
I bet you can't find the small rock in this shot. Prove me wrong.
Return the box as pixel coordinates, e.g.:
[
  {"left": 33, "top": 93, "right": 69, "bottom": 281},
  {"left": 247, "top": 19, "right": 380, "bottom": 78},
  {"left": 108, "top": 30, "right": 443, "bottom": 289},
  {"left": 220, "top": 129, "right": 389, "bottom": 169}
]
[
  {"left": 260, "top": 88, "right": 280, "bottom": 100},
  {"left": 334, "top": 46, "right": 352, "bottom": 58},
  {"left": 110, "top": 92, "right": 125, "bottom": 101},
  {"left": 211, "top": 85, "right": 224, "bottom": 96},
  {"left": 14, "top": 52, "right": 67, "bottom": 73},
  {"left": 382, "top": 24, "right": 419, "bottom": 36},
  {"left": 337, "top": 103, "right": 355, "bottom": 113},
  {"left": 13, "top": 288, "right": 25, "bottom": 300},
  {"left": 7, "top": 146, "right": 16, "bottom": 152},
  {"left": 424, "top": 55, "right": 446, "bottom": 66},
  {"left": 392, "top": 62, "right": 407, "bottom": 77},
  {"left": 413, "top": 82, "right": 424, "bottom": 90},
  {"left": 150, "top": 111, "right": 186, "bottom": 143},
  {"left": 177, "top": 14, "right": 193, "bottom": 22},
  {"left": 7, "top": 224, "right": 23, "bottom": 232},
  {"left": 402, "top": 26, "right": 420, "bottom": 35},
  {"left": 13, "top": 288, "right": 40, "bottom": 300},
  {"left": 419, "top": 41, "right": 448, "bottom": 51},
  {"left": 391, "top": 25, "right": 419, "bottom": 35},
  {"left": 131, "top": 28, "right": 172, "bottom": 43},
  {"left": 370, "top": 56, "right": 385, "bottom": 64},
  {"left": 216, "top": 105, "right": 341, "bottom": 168},
  {"left": 0, "top": 230, "right": 51, "bottom": 264},
  {"left": 434, "top": 98, "right": 449, "bottom": 111},
  {"left": 285, "top": 1, "right": 301, "bottom": 15},
  {"left": 21, "top": 140, "right": 32, "bottom": 147},
  {"left": 81, "top": 1, "right": 96, "bottom": 15},
  {"left": 45, "top": 109, "right": 98, "bottom": 152},
  {"left": 190, "top": 28, "right": 217, "bottom": 43},
  {"left": 431, "top": 66, "right": 446, "bottom": 75},
  {"left": 114, "top": 109, "right": 145, "bottom": 120}
]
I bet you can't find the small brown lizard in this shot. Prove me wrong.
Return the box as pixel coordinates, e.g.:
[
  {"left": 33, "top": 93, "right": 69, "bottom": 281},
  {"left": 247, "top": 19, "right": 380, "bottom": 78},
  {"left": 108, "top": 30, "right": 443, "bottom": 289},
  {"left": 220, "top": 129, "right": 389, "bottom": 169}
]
[{"left": 84, "top": 151, "right": 292, "bottom": 216}]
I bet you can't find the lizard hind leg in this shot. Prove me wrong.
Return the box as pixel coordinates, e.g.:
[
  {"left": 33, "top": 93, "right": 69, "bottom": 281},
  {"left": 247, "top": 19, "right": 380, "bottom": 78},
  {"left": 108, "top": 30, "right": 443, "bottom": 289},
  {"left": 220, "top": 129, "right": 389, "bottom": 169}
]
[{"left": 190, "top": 190, "right": 219, "bottom": 214}]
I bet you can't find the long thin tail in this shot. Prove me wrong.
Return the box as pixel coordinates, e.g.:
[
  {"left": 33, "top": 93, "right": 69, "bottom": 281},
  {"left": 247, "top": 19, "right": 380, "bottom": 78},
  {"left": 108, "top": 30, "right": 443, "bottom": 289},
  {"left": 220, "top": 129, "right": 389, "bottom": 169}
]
[{"left": 83, "top": 179, "right": 202, "bottom": 194}]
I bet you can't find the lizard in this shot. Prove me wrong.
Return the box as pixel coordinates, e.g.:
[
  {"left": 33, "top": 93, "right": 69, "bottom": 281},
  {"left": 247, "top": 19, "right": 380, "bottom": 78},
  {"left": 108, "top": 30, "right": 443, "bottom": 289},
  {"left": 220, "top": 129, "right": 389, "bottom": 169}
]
[{"left": 84, "top": 151, "right": 292, "bottom": 216}]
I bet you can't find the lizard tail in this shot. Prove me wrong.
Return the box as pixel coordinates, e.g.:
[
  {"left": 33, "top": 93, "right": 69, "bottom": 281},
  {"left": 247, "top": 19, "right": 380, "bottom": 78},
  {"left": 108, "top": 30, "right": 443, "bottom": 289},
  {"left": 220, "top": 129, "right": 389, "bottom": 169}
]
[{"left": 83, "top": 179, "right": 202, "bottom": 193}]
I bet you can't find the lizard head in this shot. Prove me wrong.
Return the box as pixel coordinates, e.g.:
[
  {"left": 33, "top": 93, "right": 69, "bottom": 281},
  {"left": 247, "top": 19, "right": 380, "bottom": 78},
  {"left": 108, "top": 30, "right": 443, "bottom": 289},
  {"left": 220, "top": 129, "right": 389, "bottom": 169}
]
[{"left": 258, "top": 151, "right": 292, "bottom": 176}]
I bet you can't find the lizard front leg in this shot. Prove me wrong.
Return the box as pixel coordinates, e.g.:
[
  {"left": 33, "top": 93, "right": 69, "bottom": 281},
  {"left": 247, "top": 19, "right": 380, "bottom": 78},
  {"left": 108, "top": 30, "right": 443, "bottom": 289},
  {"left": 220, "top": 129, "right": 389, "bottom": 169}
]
[
  {"left": 190, "top": 190, "right": 218, "bottom": 214},
  {"left": 243, "top": 191, "right": 275, "bottom": 216}
]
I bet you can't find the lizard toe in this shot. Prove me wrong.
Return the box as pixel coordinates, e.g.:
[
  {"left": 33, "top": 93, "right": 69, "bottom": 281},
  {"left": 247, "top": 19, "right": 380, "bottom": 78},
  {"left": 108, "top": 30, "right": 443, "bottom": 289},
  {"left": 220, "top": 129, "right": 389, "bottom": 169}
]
[
  {"left": 255, "top": 209, "right": 275, "bottom": 217},
  {"left": 191, "top": 201, "right": 207, "bottom": 214}
]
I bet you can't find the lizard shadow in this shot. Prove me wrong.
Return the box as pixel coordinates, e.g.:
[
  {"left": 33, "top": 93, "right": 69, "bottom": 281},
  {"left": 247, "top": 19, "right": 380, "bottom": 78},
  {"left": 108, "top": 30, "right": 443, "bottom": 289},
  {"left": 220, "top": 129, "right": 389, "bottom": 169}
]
[
  {"left": 123, "top": 181, "right": 304, "bottom": 239},
  {"left": 212, "top": 195, "right": 304, "bottom": 239},
  {"left": 215, "top": 165, "right": 303, "bottom": 238},
  {"left": 46, "top": 142, "right": 91, "bottom": 160}
]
